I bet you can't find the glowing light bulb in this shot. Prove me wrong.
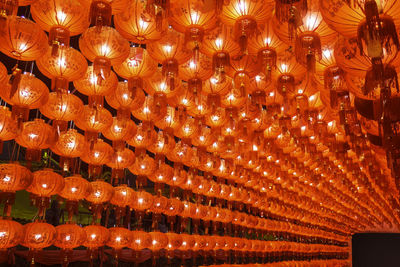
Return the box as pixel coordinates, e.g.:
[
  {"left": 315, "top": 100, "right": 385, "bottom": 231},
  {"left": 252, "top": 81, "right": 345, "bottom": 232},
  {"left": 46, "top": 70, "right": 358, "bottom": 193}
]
[
  {"left": 56, "top": 10, "right": 67, "bottom": 23},
  {"left": 100, "top": 44, "right": 111, "bottom": 56}
]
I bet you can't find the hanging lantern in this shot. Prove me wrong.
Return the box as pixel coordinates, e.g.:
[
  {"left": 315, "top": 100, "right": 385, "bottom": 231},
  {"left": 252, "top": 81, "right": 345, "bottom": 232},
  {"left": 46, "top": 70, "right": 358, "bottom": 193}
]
[
  {"left": 110, "top": 185, "right": 135, "bottom": 224},
  {"left": 0, "top": 218, "right": 24, "bottom": 249},
  {"left": 169, "top": 0, "right": 217, "bottom": 63},
  {"left": 147, "top": 27, "right": 191, "bottom": 91},
  {"left": 54, "top": 223, "right": 86, "bottom": 254},
  {"left": 106, "top": 227, "right": 132, "bottom": 250},
  {"left": 0, "top": 106, "right": 18, "bottom": 152},
  {"left": 15, "top": 119, "right": 55, "bottom": 162},
  {"left": 114, "top": 0, "right": 163, "bottom": 43},
  {"left": 26, "top": 169, "right": 64, "bottom": 218},
  {"left": 1, "top": 73, "right": 49, "bottom": 125},
  {"left": 51, "top": 129, "right": 87, "bottom": 172},
  {"left": 220, "top": 0, "right": 274, "bottom": 53},
  {"left": 79, "top": 26, "right": 130, "bottom": 82},
  {"left": 106, "top": 147, "right": 135, "bottom": 180},
  {"left": 39, "top": 92, "right": 84, "bottom": 134},
  {"left": 102, "top": 117, "right": 136, "bottom": 151},
  {"left": 85, "top": 180, "right": 114, "bottom": 221},
  {"left": 22, "top": 222, "right": 56, "bottom": 249},
  {"left": 81, "top": 138, "right": 113, "bottom": 178},
  {"left": 0, "top": 16, "right": 48, "bottom": 61},
  {"left": 83, "top": 225, "right": 110, "bottom": 248},
  {"left": 31, "top": 0, "right": 89, "bottom": 56},
  {"left": 73, "top": 66, "right": 118, "bottom": 105}
]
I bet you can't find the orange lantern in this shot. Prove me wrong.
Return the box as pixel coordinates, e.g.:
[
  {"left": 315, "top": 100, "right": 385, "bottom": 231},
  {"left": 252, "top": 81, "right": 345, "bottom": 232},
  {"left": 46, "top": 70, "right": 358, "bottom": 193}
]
[
  {"left": 79, "top": 26, "right": 129, "bottom": 82},
  {"left": 15, "top": 119, "right": 55, "bottom": 161},
  {"left": 27, "top": 169, "right": 64, "bottom": 218},
  {"left": 0, "top": 218, "right": 24, "bottom": 249},
  {"left": 130, "top": 230, "right": 152, "bottom": 250},
  {"left": 0, "top": 16, "right": 48, "bottom": 61},
  {"left": 220, "top": 0, "right": 274, "bottom": 53},
  {"left": 81, "top": 138, "right": 113, "bottom": 177},
  {"left": 85, "top": 180, "right": 114, "bottom": 221},
  {"left": 1, "top": 73, "right": 49, "bottom": 124},
  {"left": 106, "top": 147, "right": 135, "bottom": 180},
  {"left": 54, "top": 223, "right": 86, "bottom": 249},
  {"left": 102, "top": 117, "right": 136, "bottom": 149},
  {"left": 169, "top": 0, "right": 217, "bottom": 62},
  {"left": 83, "top": 225, "right": 110, "bottom": 248},
  {"left": 147, "top": 28, "right": 191, "bottom": 90},
  {"left": 59, "top": 175, "right": 91, "bottom": 202},
  {"left": 106, "top": 227, "right": 132, "bottom": 250},
  {"left": 22, "top": 222, "right": 56, "bottom": 249},
  {"left": 73, "top": 66, "right": 118, "bottom": 106},
  {"left": 31, "top": 0, "right": 89, "bottom": 56},
  {"left": 39, "top": 92, "right": 84, "bottom": 133},
  {"left": 51, "top": 129, "right": 87, "bottom": 171},
  {"left": 0, "top": 163, "right": 32, "bottom": 202},
  {"left": 0, "top": 106, "right": 18, "bottom": 152},
  {"left": 114, "top": 0, "right": 163, "bottom": 43},
  {"left": 36, "top": 46, "right": 88, "bottom": 92},
  {"left": 113, "top": 47, "right": 157, "bottom": 93}
]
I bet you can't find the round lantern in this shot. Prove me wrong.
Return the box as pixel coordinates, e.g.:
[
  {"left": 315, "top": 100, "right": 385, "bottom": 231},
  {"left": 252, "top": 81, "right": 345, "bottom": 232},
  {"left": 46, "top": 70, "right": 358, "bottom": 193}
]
[
  {"left": 85, "top": 180, "right": 114, "bottom": 220},
  {"left": 114, "top": 0, "right": 163, "bottom": 43},
  {"left": 83, "top": 225, "right": 110, "bottom": 248},
  {"left": 0, "top": 106, "right": 18, "bottom": 151},
  {"left": 22, "top": 222, "right": 56, "bottom": 249},
  {"left": 102, "top": 117, "right": 137, "bottom": 149},
  {"left": 74, "top": 105, "right": 113, "bottom": 140},
  {"left": 80, "top": 138, "right": 113, "bottom": 177},
  {"left": 54, "top": 223, "right": 86, "bottom": 249},
  {"left": 1, "top": 73, "right": 49, "bottom": 123},
  {"left": 0, "top": 219, "right": 24, "bottom": 249},
  {"left": 15, "top": 119, "right": 55, "bottom": 161},
  {"left": 106, "top": 227, "right": 132, "bottom": 250},
  {"left": 51, "top": 129, "right": 87, "bottom": 171},
  {"left": 106, "top": 147, "right": 135, "bottom": 180},
  {"left": 79, "top": 26, "right": 130, "bottom": 81},
  {"left": 110, "top": 184, "right": 135, "bottom": 208},
  {"left": 59, "top": 175, "right": 91, "bottom": 202},
  {"left": 0, "top": 163, "right": 32, "bottom": 192},
  {"left": 0, "top": 16, "right": 48, "bottom": 61},
  {"left": 27, "top": 169, "right": 64, "bottom": 197},
  {"left": 39, "top": 92, "right": 84, "bottom": 133},
  {"left": 130, "top": 230, "right": 152, "bottom": 250}
]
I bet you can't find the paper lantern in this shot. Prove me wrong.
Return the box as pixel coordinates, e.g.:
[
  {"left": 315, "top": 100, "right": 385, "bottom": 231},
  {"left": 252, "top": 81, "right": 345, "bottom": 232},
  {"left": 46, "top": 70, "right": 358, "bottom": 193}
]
[
  {"left": 73, "top": 66, "right": 118, "bottom": 98},
  {"left": 106, "top": 227, "right": 132, "bottom": 249},
  {"left": 110, "top": 184, "right": 135, "bottom": 207},
  {"left": 80, "top": 138, "right": 113, "bottom": 176},
  {"left": 54, "top": 223, "right": 86, "bottom": 249},
  {"left": 85, "top": 180, "right": 114, "bottom": 204},
  {"left": 0, "top": 163, "right": 32, "bottom": 192},
  {"left": 22, "top": 222, "right": 56, "bottom": 249},
  {"left": 0, "top": 16, "right": 48, "bottom": 61},
  {"left": 27, "top": 169, "right": 64, "bottom": 197},
  {"left": 0, "top": 107, "right": 18, "bottom": 151},
  {"left": 83, "top": 225, "right": 110, "bottom": 248},
  {"left": 0, "top": 219, "right": 24, "bottom": 249},
  {"left": 15, "top": 119, "right": 55, "bottom": 161},
  {"left": 59, "top": 175, "right": 91, "bottom": 201},
  {"left": 114, "top": 0, "right": 162, "bottom": 43},
  {"left": 130, "top": 230, "right": 152, "bottom": 250}
]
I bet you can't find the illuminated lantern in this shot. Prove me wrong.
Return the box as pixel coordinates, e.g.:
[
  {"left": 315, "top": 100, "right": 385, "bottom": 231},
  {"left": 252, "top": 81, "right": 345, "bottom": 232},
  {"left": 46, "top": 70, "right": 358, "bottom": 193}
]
[
  {"left": 107, "top": 186, "right": 133, "bottom": 222},
  {"left": 147, "top": 28, "right": 191, "bottom": 90},
  {"left": 220, "top": 0, "right": 274, "bottom": 53},
  {"left": 149, "top": 231, "right": 168, "bottom": 264},
  {"left": 51, "top": 129, "right": 87, "bottom": 171},
  {"left": 227, "top": 54, "right": 258, "bottom": 97},
  {"left": 113, "top": 47, "right": 157, "bottom": 95},
  {"left": 106, "top": 148, "right": 135, "bottom": 180},
  {"left": 201, "top": 26, "right": 240, "bottom": 81},
  {"left": 81, "top": 138, "right": 113, "bottom": 177},
  {"left": 114, "top": 0, "right": 162, "bottom": 43},
  {"left": 26, "top": 169, "right": 64, "bottom": 218},
  {"left": 39, "top": 92, "right": 84, "bottom": 133},
  {"left": 0, "top": 219, "right": 24, "bottom": 249},
  {"left": 1, "top": 73, "right": 49, "bottom": 124},
  {"left": 0, "top": 163, "right": 32, "bottom": 216},
  {"left": 59, "top": 175, "right": 91, "bottom": 222},
  {"left": 54, "top": 223, "right": 86, "bottom": 249},
  {"left": 165, "top": 233, "right": 182, "bottom": 259},
  {"left": 83, "top": 225, "right": 109, "bottom": 248},
  {"left": 249, "top": 21, "right": 286, "bottom": 82},
  {"left": 169, "top": 0, "right": 217, "bottom": 62},
  {"left": 106, "top": 227, "right": 132, "bottom": 250},
  {"left": 79, "top": 26, "right": 129, "bottom": 82},
  {"left": 74, "top": 105, "right": 113, "bottom": 143},
  {"left": 102, "top": 117, "right": 136, "bottom": 151},
  {"left": 105, "top": 82, "right": 146, "bottom": 120},
  {"left": 273, "top": 10, "right": 337, "bottom": 72},
  {"left": 0, "top": 107, "right": 18, "bottom": 152},
  {"left": 274, "top": 0, "right": 308, "bottom": 35},
  {"left": 15, "top": 119, "right": 55, "bottom": 161},
  {"left": 85, "top": 180, "right": 114, "bottom": 221},
  {"left": 36, "top": 46, "right": 88, "bottom": 92},
  {"left": 22, "top": 222, "right": 56, "bottom": 249},
  {"left": 73, "top": 66, "right": 118, "bottom": 106},
  {"left": 0, "top": 16, "right": 47, "bottom": 61},
  {"left": 130, "top": 230, "right": 152, "bottom": 250},
  {"left": 180, "top": 233, "right": 196, "bottom": 251},
  {"left": 31, "top": 0, "right": 89, "bottom": 56}
]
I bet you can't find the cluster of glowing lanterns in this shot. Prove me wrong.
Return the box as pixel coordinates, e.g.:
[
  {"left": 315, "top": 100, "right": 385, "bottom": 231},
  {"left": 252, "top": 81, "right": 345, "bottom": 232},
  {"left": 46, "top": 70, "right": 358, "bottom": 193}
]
[{"left": 0, "top": 0, "right": 400, "bottom": 265}]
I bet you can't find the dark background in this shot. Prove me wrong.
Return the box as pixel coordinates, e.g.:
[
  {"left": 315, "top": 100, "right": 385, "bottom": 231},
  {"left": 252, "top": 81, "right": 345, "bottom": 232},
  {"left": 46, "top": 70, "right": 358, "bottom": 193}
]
[{"left": 352, "top": 233, "right": 400, "bottom": 267}]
